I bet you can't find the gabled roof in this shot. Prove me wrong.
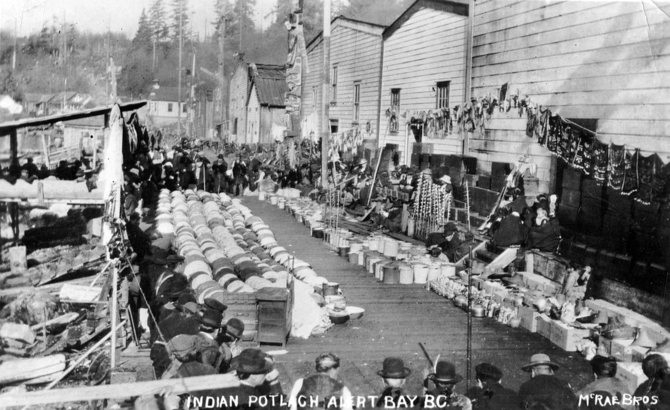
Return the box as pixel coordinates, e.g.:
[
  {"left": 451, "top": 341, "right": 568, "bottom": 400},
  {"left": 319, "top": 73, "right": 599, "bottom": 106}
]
[
  {"left": 149, "top": 87, "right": 188, "bottom": 103},
  {"left": 383, "top": 0, "right": 469, "bottom": 40},
  {"left": 50, "top": 91, "right": 77, "bottom": 104},
  {"left": 38, "top": 94, "right": 54, "bottom": 103},
  {"left": 24, "top": 93, "right": 44, "bottom": 103},
  {"left": 307, "top": 15, "right": 386, "bottom": 53},
  {"left": 249, "top": 65, "right": 287, "bottom": 108}
]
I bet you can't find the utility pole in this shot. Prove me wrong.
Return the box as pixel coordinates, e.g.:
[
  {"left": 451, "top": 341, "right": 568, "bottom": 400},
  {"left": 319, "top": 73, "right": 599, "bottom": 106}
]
[
  {"left": 106, "top": 22, "right": 110, "bottom": 103},
  {"left": 178, "top": 0, "right": 183, "bottom": 138},
  {"left": 218, "top": 1, "right": 226, "bottom": 142},
  {"left": 12, "top": 18, "right": 17, "bottom": 70},
  {"left": 321, "top": 0, "right": 331, "bottom": 188}
]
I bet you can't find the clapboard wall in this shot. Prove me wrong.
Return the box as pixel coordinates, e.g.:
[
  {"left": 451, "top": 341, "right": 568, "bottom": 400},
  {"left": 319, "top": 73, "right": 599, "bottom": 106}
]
[
  {"left": 228, "top": 61, "right": 249, "bottom": 142},
  {"left": 470, "top": 0, "right": 670, "bottom": 193},
  {"left": 304, "top": 17, "right": 385, "bottom": 139},
  {"left": 379, "top": 3, "right": 468, "bottom": 158},
  {"left": 247, "top": 85, "right": 260, "bottom": 144}
]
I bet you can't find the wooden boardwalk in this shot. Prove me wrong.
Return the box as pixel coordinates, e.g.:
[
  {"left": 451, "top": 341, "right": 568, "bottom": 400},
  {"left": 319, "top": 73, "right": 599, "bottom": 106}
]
[{"left": 243, "top": 197, "right": 593, "bottom": 400}]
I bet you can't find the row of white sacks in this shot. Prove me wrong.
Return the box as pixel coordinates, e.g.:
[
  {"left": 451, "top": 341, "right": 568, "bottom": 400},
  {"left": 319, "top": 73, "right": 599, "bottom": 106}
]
[{"left": 154, "top": 188, "right": 329, "bottom": 338}]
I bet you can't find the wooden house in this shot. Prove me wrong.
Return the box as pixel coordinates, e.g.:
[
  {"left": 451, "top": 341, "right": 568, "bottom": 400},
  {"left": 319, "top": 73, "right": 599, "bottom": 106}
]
[
  {"left": 378, "top": 0, "right": 469, "bottom": 161},
  {"left": 246, "top": 65, "right": 288, "bottom": 144},
  {"left": 148, "top": 86, "right": 189, "bottom": 126},
  {"left": 304, "top": 16, "right": 386, "bottom": 140},
  {"left": 228, "top": 55, "right": 250, "bottom": 142}
]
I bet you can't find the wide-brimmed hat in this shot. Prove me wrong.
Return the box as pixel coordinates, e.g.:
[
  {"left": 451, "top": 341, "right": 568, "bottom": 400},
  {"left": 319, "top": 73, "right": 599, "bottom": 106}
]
[
  {"left": 231, "top": 349, "right": 274, "bottom": 374},
  {"left": 226, "top": 318, "right": 245, "bottom": 339},
  {"left": 475, "top": 363, "right": 503, "bottom": 381},
  {"left": 439, "top": 175, "right": 452, "bottom": 184},
  {"left": 428, "top": 360, "right": 463, "bottom": 384},
  {"left": 377, "top": 357, "right": 411, "bottom": 379},
  {"left": 197, "top": 308, "right": 224, "bottom": 328},
  {"left": 522, "top": 353, "right": 560, "bottom": 372},
  {"left": 443, "top": 222, "right": 458, "bottom": 235}
]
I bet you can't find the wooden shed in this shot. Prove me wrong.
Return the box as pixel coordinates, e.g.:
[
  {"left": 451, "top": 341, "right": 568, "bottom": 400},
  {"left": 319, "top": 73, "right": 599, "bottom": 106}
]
[
  {"left": 378, "top": 0, "right": 469, "bottom": 161},
  {"left": 246, "top": 65, "right": 288, "bottom": 144}
]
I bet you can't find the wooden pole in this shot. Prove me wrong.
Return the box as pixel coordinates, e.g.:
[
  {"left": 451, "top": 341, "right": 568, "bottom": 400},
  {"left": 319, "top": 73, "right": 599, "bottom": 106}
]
[
  {"left": 466, "top": 246, "right": 473, "bottom": 392},
  {"left": 3, "top": 373, "right": 239, "bottom": 407},
  {"left": 178, "top": 0, "right": 183, "bottom": 138},
  {"left": 218, "top": 1, "right": 226, "bottom": 142},
  {"left": 320, "top": 0, "right": 330, "bottom": 188},
  {"left": 110, "top": 264, "right": 119, "bottom": 369}
]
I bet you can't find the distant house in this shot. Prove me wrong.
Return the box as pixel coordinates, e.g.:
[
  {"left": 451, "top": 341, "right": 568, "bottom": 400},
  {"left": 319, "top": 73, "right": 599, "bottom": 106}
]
[
  {"left": 23, "top": 93, "right": 45, "bottom": 116},
  {"left": 246, "top": 65, "right": 288, "bottom": 144},
  {"left": 147, "top": 86, "right": 190, "bottom": 126},
  {"left": 47, "top": 92, "right": 94, "bottom": 113},
  {"left": 305, "top": 16, "right": 386, "bottom": 139}
]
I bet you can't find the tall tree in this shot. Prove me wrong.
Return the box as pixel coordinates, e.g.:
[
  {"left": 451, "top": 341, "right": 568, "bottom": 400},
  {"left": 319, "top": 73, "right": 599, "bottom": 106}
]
[
  {"left": 131, "top": 9, "right": 153, "bottom": 52},
  {"left": 149, "top": 0, "right": 170, "bottom": 43},
  {"left": 170, "top": 0, "right": 191, "bottom": 43}
]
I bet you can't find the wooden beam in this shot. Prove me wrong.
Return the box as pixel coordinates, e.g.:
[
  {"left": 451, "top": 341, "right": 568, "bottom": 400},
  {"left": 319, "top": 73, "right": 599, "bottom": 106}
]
[{"left": 0, "top": 374, "right": 240, "bottom": 407}]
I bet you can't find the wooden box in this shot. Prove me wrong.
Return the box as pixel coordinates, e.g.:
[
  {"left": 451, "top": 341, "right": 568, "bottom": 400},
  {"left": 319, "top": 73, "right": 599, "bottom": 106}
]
[
  {"left": 255, "top": 282, "right": 293, "bottom": 347},
  {"left": 617, "top": 362, "right": 648, "bottom": 393},
  {"left": 518, "top": 305, "right": 542, "bottom": 333},
  {"left": 550, "top": 320, "right": 591, "bottom": 352},
  {"left": 610, "top": 338, "right": 635, "bottom": 362},
  {"left": 537, "top": 315, "right": 553, "bottom": 339}
]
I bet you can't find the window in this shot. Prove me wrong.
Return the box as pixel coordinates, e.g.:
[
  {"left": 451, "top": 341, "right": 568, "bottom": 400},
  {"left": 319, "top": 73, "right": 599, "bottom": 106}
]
[
  {"left": 390, "top": 88, "right": 401, "bottom": 132},
  {"left": 182, "top": 103, "right": 187, "bottom": 113},
  {"left": 167, "top": 103, "right": 173, "bottom": 112},
  {"left": 353, "top": 82, "right": 361, "bottom": 123},
  {"left": 436, "top": 81, "right": 450, "bottom": 109},
  {"left": 331, "top": 66, "right": 338, "bottom": 104}
]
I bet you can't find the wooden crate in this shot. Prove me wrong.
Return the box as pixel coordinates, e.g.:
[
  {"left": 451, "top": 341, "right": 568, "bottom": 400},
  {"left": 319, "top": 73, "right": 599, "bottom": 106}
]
[
  {"left": 536, "top": 315, "right": 552, "bottom": 339},
  {"left": 549, "top": 320, "right": 590, "bottom": 352},
  {"left": 617, "top": 362, "right": 648, "bottom": 393},
  {"left": 518, "top": 305, "right": 542, "bottom": 333}
]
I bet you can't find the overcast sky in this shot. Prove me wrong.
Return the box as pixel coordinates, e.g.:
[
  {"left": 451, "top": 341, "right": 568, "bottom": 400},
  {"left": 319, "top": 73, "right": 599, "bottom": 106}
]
[{"left": 0, "top": 0, "right": 278, "bottom": 39}]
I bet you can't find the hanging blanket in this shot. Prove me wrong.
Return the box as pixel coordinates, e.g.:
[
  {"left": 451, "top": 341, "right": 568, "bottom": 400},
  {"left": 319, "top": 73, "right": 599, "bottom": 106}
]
[
  {"left": 621, "top": 149, "right": 639, "bottom": 196},
  {"left": 526, "top": 107, "right": 538, "bottom": 138},
  {"left": 557, "top": 124, "right": 573, "bottom": 162},
  {"left": 653, "top": 162, "right": 670, "bottom": 204},
  {"left": 535, "top": 107, "right": 551, "bottom": 146},
  {"left": 573, "top": 132, "right": 593, "bottom": 174},
  {"left": 636, "top": 153, "right": 663, "bottom": 205},
  {"left": 591, "top": 138, "right": 609, "bottom": 185},
  {"left": 607, "top": 143, "right": 626, "bottom": 190},
  {"left": 547, "top": 115, "right": 562, "bottom": 154}
]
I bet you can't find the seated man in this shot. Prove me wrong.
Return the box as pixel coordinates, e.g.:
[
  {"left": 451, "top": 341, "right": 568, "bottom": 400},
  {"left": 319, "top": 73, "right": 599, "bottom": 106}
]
[
  {"left": 526, "top": 208, "right": 561, "bottom": 252},
  {"left": 425, "top": 223, "right": 461, "bottom": 262}
]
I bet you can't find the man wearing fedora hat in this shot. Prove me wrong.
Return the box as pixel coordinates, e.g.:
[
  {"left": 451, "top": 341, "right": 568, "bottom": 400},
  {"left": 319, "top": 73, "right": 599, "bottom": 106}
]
[
  {"left": 518, "top": 353, "right": 577, "bottom": 410},
  {"left": 209, "top": 348, "right": 283, "bottom": 409},
  {"left": 467, "top": 363, "right": 517, "bottom": 410},
  {"left": 426, "top": 223, "right": 461, "bottom": 262},
  {"left": 193, "top": 300, "right": 228, "bottom": 369},
  {"left": 375, "top": 357, "right": 414, "bottom": 408},
  {"left": 421, "top": 360, "right": 471, "bottom": 409}
]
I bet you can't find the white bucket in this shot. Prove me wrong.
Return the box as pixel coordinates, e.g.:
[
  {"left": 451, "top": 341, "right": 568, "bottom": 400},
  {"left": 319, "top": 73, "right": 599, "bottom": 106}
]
[
  {"left": 270, "top": 195, "right": 278, "bottom": 205},
  {"left": 383, "top": 239, "right": 399, "bottom": 258},
  {"left": 377, "top": 236, "right": 386, "bottom": 254},
  {"left": 350, "top": 242, "right": 363, "bottom": 254},
  {"left": 428, "top": 264, "right": 441, "bottom": 283},
  {"left": 259, "top": 192, "right": 266, "bottom": 201},
  {"left": 368, "top": 237, "right": 378, "bottom": 251},
  {"left": 368, "top": 256, "right": 382, "bottom": 274},
  {"left": 413, "top": 264, "right": 429, "bottom": 284},
  {"left": 278, "top": 200, "right": 285, "bottom": 210},
  {"left": 399, "top": 264, "right": 414, "bottom": 284}
]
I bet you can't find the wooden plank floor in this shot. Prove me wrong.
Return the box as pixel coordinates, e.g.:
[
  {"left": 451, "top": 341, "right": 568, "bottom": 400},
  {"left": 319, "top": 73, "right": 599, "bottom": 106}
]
[{"left": 243, "top": 197, "right": 593, "bottom": 400}]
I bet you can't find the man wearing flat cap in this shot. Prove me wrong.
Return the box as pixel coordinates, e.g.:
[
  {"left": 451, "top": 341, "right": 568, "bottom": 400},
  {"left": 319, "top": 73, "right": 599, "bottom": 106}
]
[
  {"left": 217, "top": 317, "right": 245, "bottom": 374},
  {"left": 209, "top": 348, "right": 283, "bottom": 410},
  {"left": 467, "top": 363, "right": 517, "bottom": 410},
  {"left": 193, "top": 300, "right": 227, "bottom": 369},
  {"left": 421, "top": 360, "right": 471, "bottom": 409},
  {"left": 425, "top": 223, "right": 462, "bottom": 262},
  {"left": 375, "top": 357, "right": 414, "bottom": 408},
  {"left": 518, "top": 353, "right": 577, "bottom": 410}
]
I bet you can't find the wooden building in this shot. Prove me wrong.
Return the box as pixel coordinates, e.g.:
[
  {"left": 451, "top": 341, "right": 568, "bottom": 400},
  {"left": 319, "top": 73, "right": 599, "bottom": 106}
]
[
  {"left": 304, "top": 16, "right": 386, "bottom": 140},
  {"left": 228, "top": 55, "right": 250, "bottom": 142},
  {"left": 378, "top": 0, "right": 469, "bottom": 160},
  {"left": 246, "top": 65, "right": 288, "bottom": 144},
  {"left": 148, "top": 86, "right": 189, "bottom": 126}
]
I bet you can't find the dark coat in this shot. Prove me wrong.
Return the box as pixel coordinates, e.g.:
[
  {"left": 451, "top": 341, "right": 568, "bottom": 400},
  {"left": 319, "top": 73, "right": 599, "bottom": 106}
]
[
  {"left": 208, "top": 381, "right": 284, "bottom": 410},
  {"left": 469, "top": 382, "right": 518, "bottom": 410},
  {"left": 126, "top": 222, "right": 152, "bottom": 260},
  {"left": 518, "top": 375, "right": 578, "bottom": 410}
]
